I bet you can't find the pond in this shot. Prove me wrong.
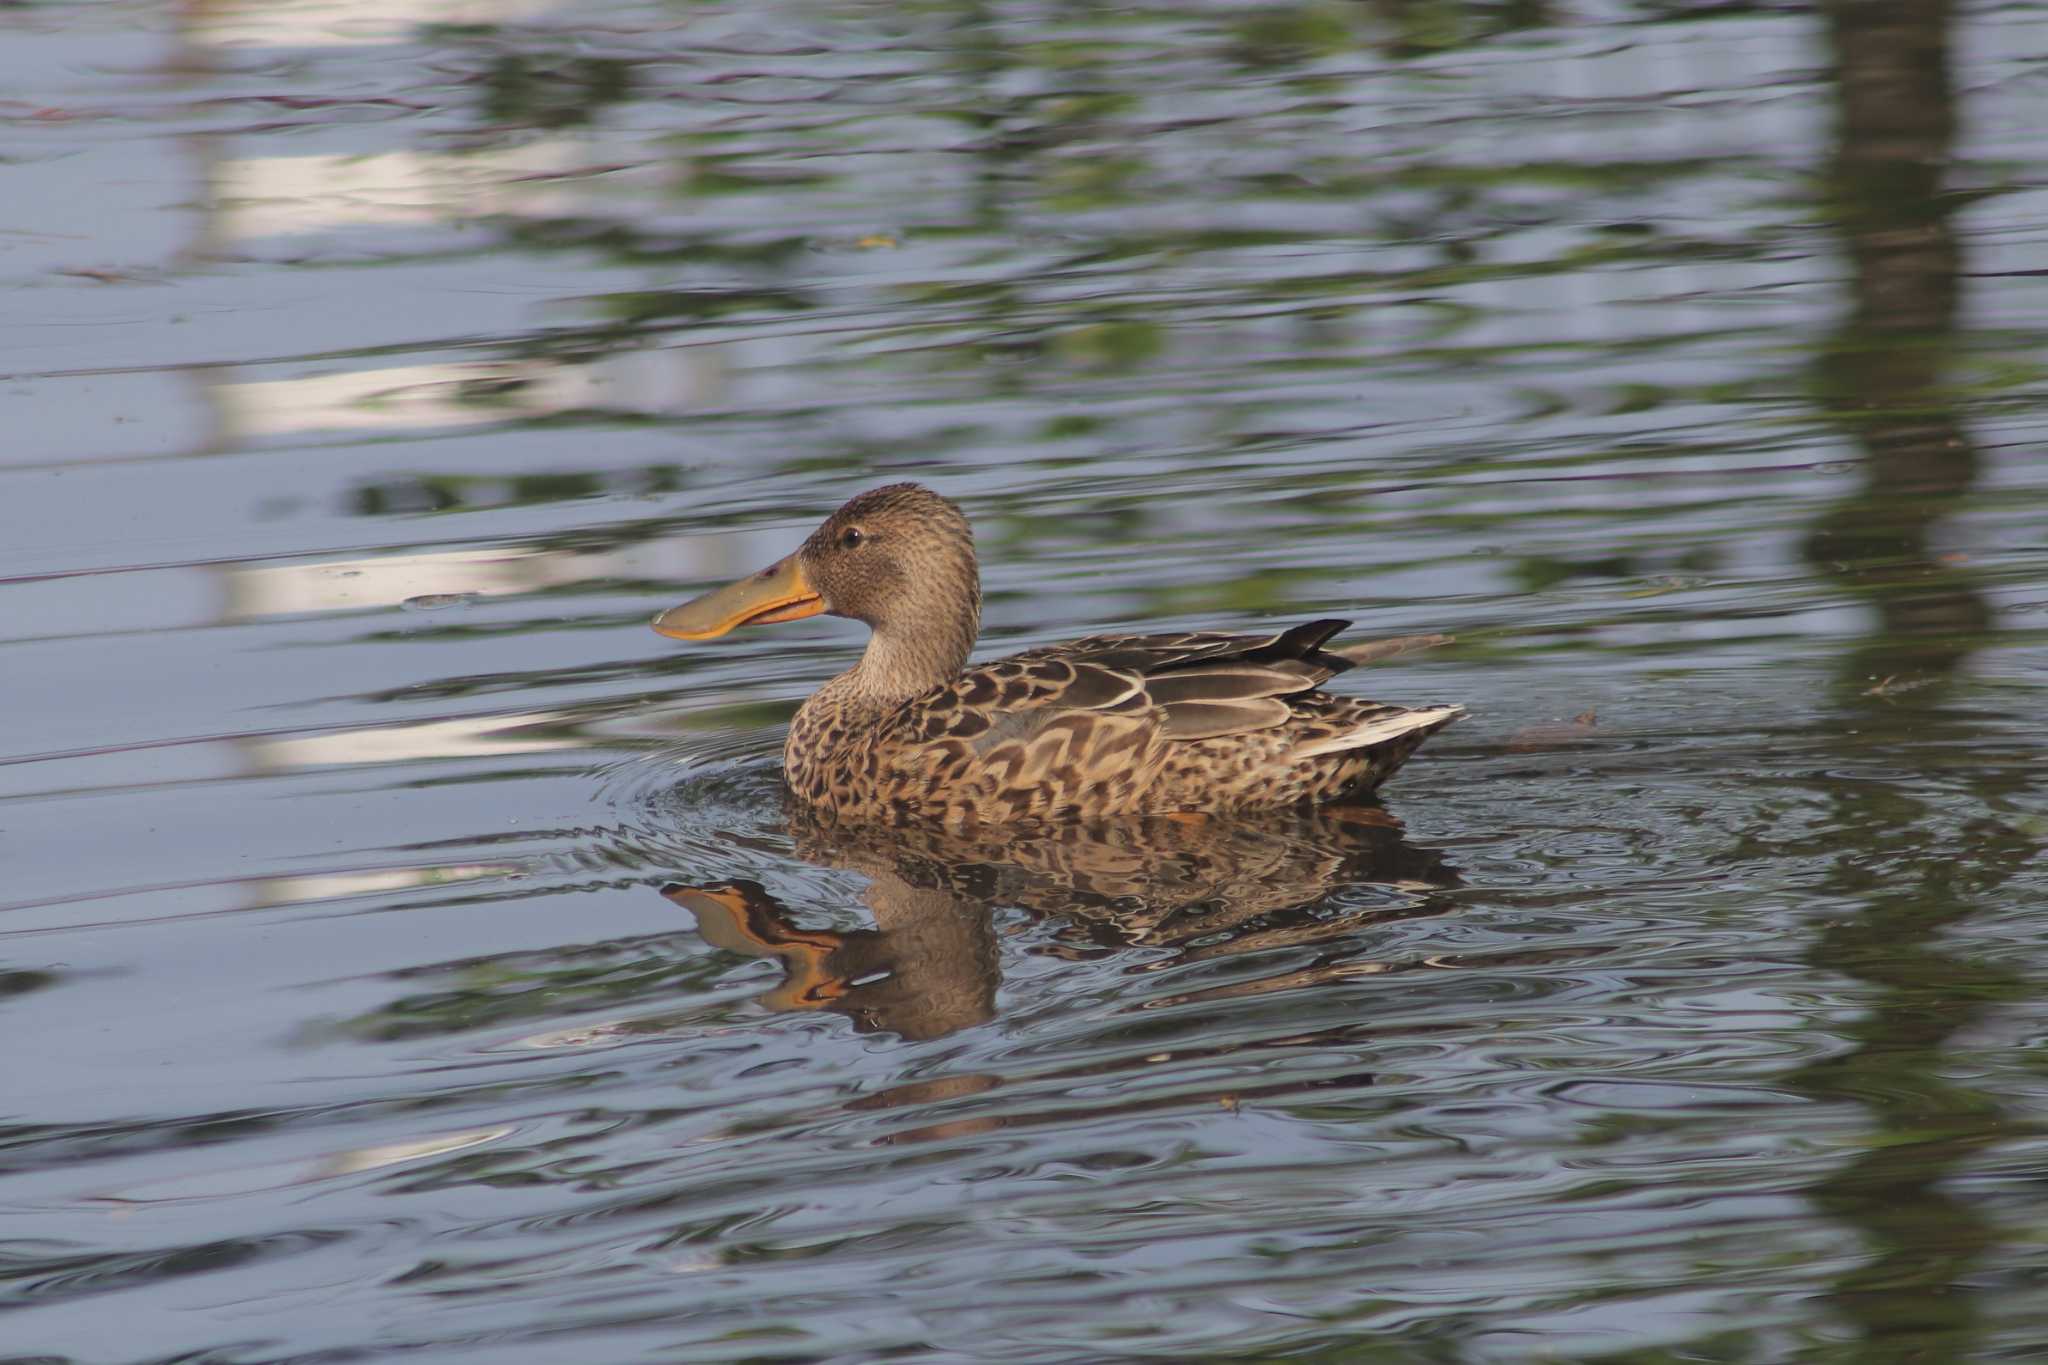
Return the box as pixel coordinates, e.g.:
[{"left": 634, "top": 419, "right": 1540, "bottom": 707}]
[{"left": 5, "top": 0, "right": 2048, "bottom": 1359}]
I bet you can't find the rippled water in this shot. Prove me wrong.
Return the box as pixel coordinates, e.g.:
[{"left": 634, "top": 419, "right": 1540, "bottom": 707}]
[{"left": 6, "top": 0, "right": 2048, "bottom": 1359}]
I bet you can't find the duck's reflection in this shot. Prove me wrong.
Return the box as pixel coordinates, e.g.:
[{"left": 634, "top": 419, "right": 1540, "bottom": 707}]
[{"left": 664, "top": 803, "right": 1458, "bottom": 1040}]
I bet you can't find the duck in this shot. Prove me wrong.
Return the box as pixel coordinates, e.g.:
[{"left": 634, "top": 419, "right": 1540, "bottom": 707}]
[{"left": 652, "top": 482, "right": 1463, "bottom": 824}]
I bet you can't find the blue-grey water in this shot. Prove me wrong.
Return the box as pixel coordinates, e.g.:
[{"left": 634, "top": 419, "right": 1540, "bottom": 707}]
[{"left": 4, "top": 1, "right": 2048, "bottom": 1360}]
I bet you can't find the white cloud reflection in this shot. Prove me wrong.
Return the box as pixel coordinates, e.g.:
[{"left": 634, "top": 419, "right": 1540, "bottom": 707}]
[
  {"left": 188, "top": 0, "right": 557, "bottom": 50},
  {"left": 209, "top": 142, "right": 583, "bottom": 240},
  {"left": 227, "top": 539, "right": 710, "bottom": 618},
  {"left": 215, "top": 349, "right": 720, "bottom": 438},
  {"left": 94, "top": 1125, "right": 516, "bottom": 1206},
  {"left": 254, "top": 863, "right": 520, "bottom": 906},
  {"left": 247, "top": 713, "right": 580, "bottom": 769}
]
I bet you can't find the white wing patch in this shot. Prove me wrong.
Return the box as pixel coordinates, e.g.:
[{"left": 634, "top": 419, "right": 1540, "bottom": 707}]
[{"left": 1288, "top": 705, "right": 1465, "bottom": 760}]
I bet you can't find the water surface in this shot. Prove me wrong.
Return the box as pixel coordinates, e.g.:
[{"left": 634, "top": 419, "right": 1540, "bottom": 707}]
[{"left": 5, "top": 1, "right": 2048, "bottom": 1360}]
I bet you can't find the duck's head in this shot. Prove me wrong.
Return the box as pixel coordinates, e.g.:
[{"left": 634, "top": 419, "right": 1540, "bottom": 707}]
[{"left": 653, "top": 484, "right": 981, "bottom": 664}]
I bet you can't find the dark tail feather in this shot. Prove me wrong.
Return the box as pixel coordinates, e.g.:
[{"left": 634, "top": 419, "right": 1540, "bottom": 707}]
[{"left": 1251, "top": 618, "right": 1351, "bottom": 661}]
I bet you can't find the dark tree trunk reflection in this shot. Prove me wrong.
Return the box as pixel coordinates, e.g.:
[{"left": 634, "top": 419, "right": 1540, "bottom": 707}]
[{"left": 1793, "top": 3, "right": 2034, "bottom": 1359}]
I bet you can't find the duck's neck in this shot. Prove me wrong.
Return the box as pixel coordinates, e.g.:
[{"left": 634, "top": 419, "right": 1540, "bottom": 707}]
[
  {"left": 845, "top": 615, "right": 976, "bottom": 705},
  {"left": 786, "top": 608, "right": 979, "bottom": 788},
  {"left": 800, "top": 620, "right": 974, "bottom": 733}
]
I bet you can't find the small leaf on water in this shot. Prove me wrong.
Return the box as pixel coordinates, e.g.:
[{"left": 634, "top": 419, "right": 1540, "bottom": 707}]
[{"left": 401, "top": 593, "right": 479, "bottom": 613}]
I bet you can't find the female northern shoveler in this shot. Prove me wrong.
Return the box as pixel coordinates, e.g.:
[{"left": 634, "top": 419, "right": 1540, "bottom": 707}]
[{"left": 653, "top": 483, "right": 1462, "bottom": 823}]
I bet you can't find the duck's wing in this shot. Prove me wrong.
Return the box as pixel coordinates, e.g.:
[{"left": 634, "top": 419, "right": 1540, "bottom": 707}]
[
  {"left": 881, "top": 620, "right": 1456, "bottom": 818},
  {"left": 1010, "top": 619, "right": 1337, "bottom": 675},
  {"left": 937, "top": 619, "right": 1413, "bottom": 746},
  {"left": 1016, "top": 620, "right": 1451, "bottom": 675}
]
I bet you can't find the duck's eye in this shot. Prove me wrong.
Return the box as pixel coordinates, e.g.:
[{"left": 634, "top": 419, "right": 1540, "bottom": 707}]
[{"left": 839, "top": 527, "right": 865, "bottom": 548}]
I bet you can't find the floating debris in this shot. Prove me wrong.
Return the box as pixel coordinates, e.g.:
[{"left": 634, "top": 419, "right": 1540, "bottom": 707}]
[
  {"left": 400, "top": 592, "right": 479, "bottom": 612},
  {"left": 1505, "top": 710, "right": 1600, "bottom": 752}
]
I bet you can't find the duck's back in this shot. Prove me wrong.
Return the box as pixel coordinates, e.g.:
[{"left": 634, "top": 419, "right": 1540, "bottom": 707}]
[{"left": 791, "top": 619, "right": 1462, "bottom": 824}]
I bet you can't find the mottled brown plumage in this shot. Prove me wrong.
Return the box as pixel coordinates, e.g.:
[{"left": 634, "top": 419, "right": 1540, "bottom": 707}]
[{"left": 653, "top": 483, "right": 1463, "bottom": 824}]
